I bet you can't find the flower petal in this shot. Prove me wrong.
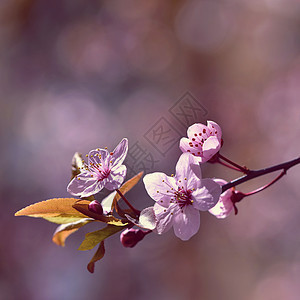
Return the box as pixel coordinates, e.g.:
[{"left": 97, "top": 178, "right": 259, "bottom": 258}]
[
  {"left": 175, "top": 153, "right": 202, "bottom": 190},
  {"left": 143, "top": 173, "right": 177, "bottom": 207},
  {"left": 88, "top": 149, "right": 109, "bottom": 169},
  {"left": 191, "top": 178, "right": 221, "bottom": 211},
  {"left": 208, "top": 189, "right": 234, "bottom": 219},
  {"left": 179, "top": 137, "right": 203, "bottom": 157},
  {"left": 81, "top": 180, "right": 105, "bottom": 197},
  {"left": 207, "top": 120, "right": 222, "bottom": 140},
  {"left": 67, "top": 172, "right": 99, "bottom": 197},
  {"left": 209, "top": 179, "right": 233, "bottom": 219},
  {"left": 138, "top": 207, "right": 157, "bottom": 230},
  {"left": 153, "top": 203, "right": 175, "bottom": 234},
  {"left": 105, "top": 164, "right": 127, "bottom": 190},
  {"left": 110, "top": 138, "right": 128, "bottom": 167},
  {"left": 187, "top": 123, "right": 210, "bottom": 141},
  {"left": 173, "top": 205, "right": 200, "bottom": 241},
  {"left": 101, "top": 191, "right": 117, "bottom": 214},
  {"left": 202, "top": 136, "right": 221, "bottom": 161}
]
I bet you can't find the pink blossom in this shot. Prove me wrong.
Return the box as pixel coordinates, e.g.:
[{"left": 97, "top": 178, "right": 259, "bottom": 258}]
[
  {"left": 67, "top": 138, "right": 128, "bottom": 197},
  {"left": 143, "top": 153, "right": 221, "bottom": 240},
  {"left": 180, "top": 120, "right": 222, "bottom": 163},
  {"left": 208, "top": 179, "right": 234, "bottom": 219}
]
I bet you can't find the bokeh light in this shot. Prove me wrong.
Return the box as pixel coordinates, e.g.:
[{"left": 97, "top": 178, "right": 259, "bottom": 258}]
[{"left": 1, "top": 1, "right": 300, "bottom": 299}]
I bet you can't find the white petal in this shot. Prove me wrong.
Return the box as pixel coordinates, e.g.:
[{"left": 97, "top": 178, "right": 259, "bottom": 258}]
[
  {"left": 143, "top": 173, "right": 177, "bottom": 208},
  {"left": 173, "top": 205, "right": 200, "bottom": 241},
  {"left": 153, "top": 203, "right": 175, "bottom": 234},
  {"left": 175, "top": 153, "right": 202, "bottom": 190},
  {"left": 139, "top": 207, "right": 157, "bottom": 230},
  {"left": 105, "top": 165, "right": 127, "bottom": 190},
  {"left": 111, "top": 138, "right": 128, "bottom": 167},
  {"left": 101, "top": 191, "right": 117, "bottom": 214},
  {"left": 191, "top": 178, "right": 221, "bottom": 211}
]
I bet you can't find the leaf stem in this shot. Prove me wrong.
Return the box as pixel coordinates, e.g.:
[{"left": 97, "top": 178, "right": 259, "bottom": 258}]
[{"left": 116, "top": 189, "right": 140, "bottom": 216}]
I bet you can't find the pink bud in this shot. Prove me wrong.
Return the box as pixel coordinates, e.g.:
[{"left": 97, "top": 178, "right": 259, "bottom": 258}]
[
  {"left": 120, "top": 228, "right": 146, "bottom": 248},
  {"left": 88, "top": 200, "right": 103, "bottom": 215}
]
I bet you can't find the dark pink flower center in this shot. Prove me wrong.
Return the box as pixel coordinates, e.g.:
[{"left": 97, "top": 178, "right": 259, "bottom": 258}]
[{"left": 175, "top": 188, "right": 193, "bottom": 209}]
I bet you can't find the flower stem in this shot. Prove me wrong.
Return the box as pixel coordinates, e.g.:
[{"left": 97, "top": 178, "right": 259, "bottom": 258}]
[
  {"left": 217, "top": 159, "right": 245, "bottom": 172},
  {"left": 218, "top": 154, "right": 249, "bottom": 173},
  {"left": 116, "top": 189, "right": 140, "bottom": 216},
  {"left": 243, "top": 170, "right": 286, "bottom": 196},
  {"left": 222, "top": 156, "right": 300, "bottom": 193}
]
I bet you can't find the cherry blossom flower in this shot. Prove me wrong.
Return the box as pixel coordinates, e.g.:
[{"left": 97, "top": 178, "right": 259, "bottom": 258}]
[
  {"left": 67, "top": 138, "right": 128, "bottom": 197},
  {"left": 143, "top": 153, "right": 221, "bottom": 240},
  {"left": 180, "top": 120, "right": 222, "bottom": 163},
  {"left": 208, "top": 179, "right": 234, "bottom": 219}
]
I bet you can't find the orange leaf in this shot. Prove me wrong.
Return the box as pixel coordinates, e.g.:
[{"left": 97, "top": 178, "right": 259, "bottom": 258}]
[
  {"left": 87, "top": 241, "right": 105, "bottom": 273},
  {"left": 15, "top": 198, "right": 87, "bottom": 224}
]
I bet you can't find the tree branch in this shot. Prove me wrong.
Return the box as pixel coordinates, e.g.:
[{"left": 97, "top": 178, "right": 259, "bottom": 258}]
[{"left": 221, "top": 157, "right": 300, "bottom": 193}]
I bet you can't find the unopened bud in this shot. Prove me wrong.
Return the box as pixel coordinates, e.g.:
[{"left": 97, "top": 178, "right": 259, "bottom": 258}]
[
  {"left": 120, "top": 228, "right": 146, "bottom": 248},
  {"left": 88, "top": 200, "right": 103, "bottom": 215}
]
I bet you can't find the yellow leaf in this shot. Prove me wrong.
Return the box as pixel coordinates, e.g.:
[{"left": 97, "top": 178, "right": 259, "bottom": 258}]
[
  {"left": 52, "top": 218, "right": 94, "bottom": 247},
  {"left": 78, "top": 225, "right": 124, "bottom": 251},
  {"left": 15, "top": 198, "right": 87, "bottom": 224},
  {"left": 87, "top": 241, "right": 105, "bottom": 273}
]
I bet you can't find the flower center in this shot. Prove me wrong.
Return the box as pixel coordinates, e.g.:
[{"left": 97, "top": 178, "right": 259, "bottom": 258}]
[
  {"left": 174, "top": 188, "right": 193, "bottom": 209},
  {"left": 89, "top": 162, "right": 111, "bottom": 181},
  {"left": 96, "top": 168, "right": 110, "bottom": 181}
]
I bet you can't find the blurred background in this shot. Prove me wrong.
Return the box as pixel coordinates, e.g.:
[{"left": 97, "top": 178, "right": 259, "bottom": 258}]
[{"left": 1, "top": 0, "right": 300, "bottom": 299}]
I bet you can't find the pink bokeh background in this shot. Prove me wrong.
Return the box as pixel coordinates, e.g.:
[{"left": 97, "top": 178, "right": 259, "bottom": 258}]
[{"left": 1, "top": 1, "right": 300, "bottom": 299}]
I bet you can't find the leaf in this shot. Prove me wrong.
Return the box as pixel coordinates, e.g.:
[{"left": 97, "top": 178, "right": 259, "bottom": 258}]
[
  {"left": 72, "top": 200, "right": 127, "bottom": 226},
  {"left": 78, "top": 225, "right": 124, "bottom": 251},
  {"left": 112, "top": 171, "right": 143, "bottom": 211},
  {"left": 52, "top": 218, "right": 94, "bottom": 247},
  {"left": 87, "top": 241, "right": 105, "bottom": 273},
  {"left": 15, "top": 198, "right": 88, "bottom": 224}
]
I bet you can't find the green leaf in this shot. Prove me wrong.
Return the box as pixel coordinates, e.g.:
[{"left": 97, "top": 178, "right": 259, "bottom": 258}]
[
  {"left": 15, "top": 198, "right": 88, "bottom": 224},
  {"left": 78, "top": 225, "right": 124, "bottom": 251},
  {"left": 52, "top": 218, "right": 94, "bottom": 247},
  {"left": 87, "top": 241, "right": 105, "bottom": 273}
]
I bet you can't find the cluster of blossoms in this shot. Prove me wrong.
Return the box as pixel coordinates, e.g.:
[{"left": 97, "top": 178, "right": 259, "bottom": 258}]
[
  {"left": 66, "top": 120, "right": 233, "bottom": 243},
  {"left": 17, "top": 119, "right": 297, "bottom": 272}
]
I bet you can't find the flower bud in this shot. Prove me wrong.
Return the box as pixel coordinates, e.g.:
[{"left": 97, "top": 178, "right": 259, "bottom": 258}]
[
  {"left": 120, "top": 228, "right": 146, "bottom": 248},
  {"left": 88, "top": 200, "right": 103, "bottom": 215}
]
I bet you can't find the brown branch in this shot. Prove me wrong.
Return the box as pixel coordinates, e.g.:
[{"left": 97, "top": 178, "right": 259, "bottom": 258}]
[{"left": 222, "top": 157, "right": 300, "bottom": 193}]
